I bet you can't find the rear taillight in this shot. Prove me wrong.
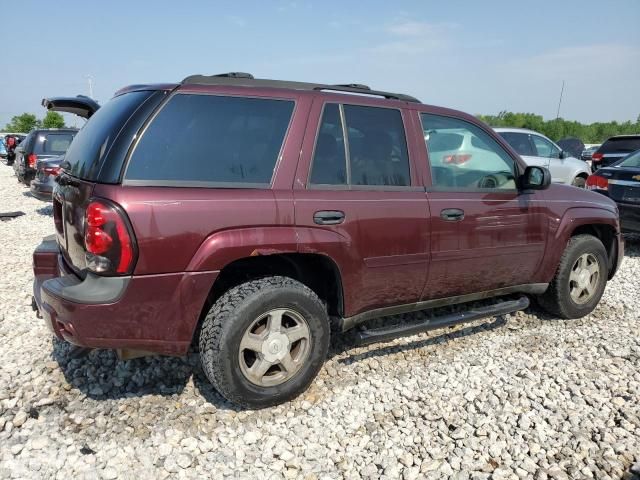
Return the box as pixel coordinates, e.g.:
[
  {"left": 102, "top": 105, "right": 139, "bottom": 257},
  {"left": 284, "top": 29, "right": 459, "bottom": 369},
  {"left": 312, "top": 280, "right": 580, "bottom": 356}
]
[
  {"left": 443, "top": 153, "right": 472, "bottom": 165},
  {"left": 586, "top": 174, "right": 608, "bottom": 191},
  {"left": 27, "top": 154, "right": 38, "bottom": 168},
  {"left": 84, "top": 199, "right": 136, "bottom": 275},
  {"left": 591, "top": 153, "right": 604, "bottom": 163},
  {"left": 43, "top": 166, "right": 61, "bottom": 177}
]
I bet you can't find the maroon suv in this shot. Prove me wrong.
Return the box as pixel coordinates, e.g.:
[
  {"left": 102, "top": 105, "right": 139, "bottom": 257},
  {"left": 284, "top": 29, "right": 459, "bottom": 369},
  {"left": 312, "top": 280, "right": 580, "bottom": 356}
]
[{"left": 33, "top": 73, "right": 624, "bottom": 408}]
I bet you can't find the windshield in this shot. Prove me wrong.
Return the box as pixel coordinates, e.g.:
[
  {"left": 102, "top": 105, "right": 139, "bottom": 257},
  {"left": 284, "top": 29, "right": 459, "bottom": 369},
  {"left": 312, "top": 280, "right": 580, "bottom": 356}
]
[
  {"left": 617, "top": 150, "right": 640, "bottom": 168},
  {"left": 63, "top": 91, "right": 153, "bottom": 180}
]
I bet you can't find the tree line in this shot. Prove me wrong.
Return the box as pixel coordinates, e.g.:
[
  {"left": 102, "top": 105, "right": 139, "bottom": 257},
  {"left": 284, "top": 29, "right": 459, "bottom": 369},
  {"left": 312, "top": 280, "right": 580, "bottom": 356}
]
[
  {"left": 3, "top": 112, "right": 65, "bottom": 132},
  {"left": 477, "top": 111, "right": 640, "bottom": 144}
]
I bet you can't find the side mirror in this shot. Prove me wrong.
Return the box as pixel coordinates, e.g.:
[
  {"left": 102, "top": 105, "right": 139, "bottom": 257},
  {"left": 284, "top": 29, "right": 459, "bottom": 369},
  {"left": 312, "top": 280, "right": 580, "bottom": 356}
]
[
  {"left": 521, "top": 166, "right": 551, "bottom": 190},
  {"left": 558, "top": 150, "right": 567, "bottom": 159}
]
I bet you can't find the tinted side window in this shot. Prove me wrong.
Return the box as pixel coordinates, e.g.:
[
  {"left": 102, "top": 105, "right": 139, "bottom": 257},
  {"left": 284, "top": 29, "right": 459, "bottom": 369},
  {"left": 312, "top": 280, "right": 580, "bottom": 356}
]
[
  {"left": 126, "top": 94, "right": 294, "bottom": 184},
  {"left": 422, "top": 114, "right": 516, "bottom": 190},
  {"left": 309, "top": 104, "right": 347, "bottom": 185},
  {"left": 343, "top": 105, "right": 410, "bottom": 186},
  {"left": 499, "top": 132, "right": 535, "bottom": 156},
  {"left": 34, "top": 133, "right": 76, "bottom": 155},
  {"left": 531, "top": 135, "right": 560, "bottom": 158}
]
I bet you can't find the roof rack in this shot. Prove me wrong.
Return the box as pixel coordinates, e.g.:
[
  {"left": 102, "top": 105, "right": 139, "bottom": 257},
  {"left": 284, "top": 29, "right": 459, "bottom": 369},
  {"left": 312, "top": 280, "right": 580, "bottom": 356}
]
[{"left": 180, "top": 73, "right": 420, "bottom": 103}]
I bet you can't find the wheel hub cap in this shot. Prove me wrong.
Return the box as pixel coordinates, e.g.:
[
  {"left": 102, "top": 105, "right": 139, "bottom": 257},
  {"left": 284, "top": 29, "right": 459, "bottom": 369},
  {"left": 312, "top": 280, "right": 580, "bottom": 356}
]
[
  {"left": 569, "top": 253, "right": 600, "bottom": 304},
  {"left": 262, "top": 332, "right": 290, "bottom": 362}
]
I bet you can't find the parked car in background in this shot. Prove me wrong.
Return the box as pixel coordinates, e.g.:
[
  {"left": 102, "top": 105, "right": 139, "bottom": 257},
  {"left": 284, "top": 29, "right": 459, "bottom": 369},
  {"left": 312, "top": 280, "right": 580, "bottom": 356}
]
[
  {"left": 587, "top": 149, "right": 640, "bottom": 233},
  {"left": 591, "top": 135, "right": 640, "bottom": 171},
  {"left": 32, "top": 73, "right": 623, "bottom": 408},
  {"left": 0, "top": 138, "right": 6, "bottom": 158},
  {"left": 494, "top": 128, "right": 591, "bottom": 187},
  {"left": 582, "top": 145, "right": 600, "bottom": 162},
  {"left": 13, "top": 128, "right": 77, "bottom": 185},
  {"left": 30, "top": 155, "right": 63, "bottom": 201},
  {"left": 3, "top": 133, "right": 26, "bottom": 165}
]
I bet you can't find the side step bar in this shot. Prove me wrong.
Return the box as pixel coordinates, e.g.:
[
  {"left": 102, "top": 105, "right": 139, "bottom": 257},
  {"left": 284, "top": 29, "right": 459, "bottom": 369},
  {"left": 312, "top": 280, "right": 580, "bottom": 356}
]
[{"left": 354, "top": 295, "right": 529, "bottom": 346}]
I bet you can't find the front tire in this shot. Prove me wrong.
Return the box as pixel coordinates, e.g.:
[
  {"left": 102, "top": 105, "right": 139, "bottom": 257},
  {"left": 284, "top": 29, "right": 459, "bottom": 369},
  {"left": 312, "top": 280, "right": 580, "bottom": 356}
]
[
  {"left": 537, "top": 234, "right": 608, "bottom": 318},
  {"left": 199, "top": 276, "right": 330, "bottom": 409}
]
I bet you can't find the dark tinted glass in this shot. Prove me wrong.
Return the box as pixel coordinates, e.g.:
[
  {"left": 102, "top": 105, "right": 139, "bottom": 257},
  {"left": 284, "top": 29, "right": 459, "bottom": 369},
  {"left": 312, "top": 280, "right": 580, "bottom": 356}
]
[
  {"left": 599, "top": 137, "right": 640, "bottom": 154},
  {"left": 343, "top": 105, "right": 409, "bottom": 186},
  {"left": 126, "top": 94, "right": 294, "bottom": 184},
  {"left": 309, "top": 104, "right": 347, "bottom": 185},
  {"left": 33, "top": 132, "right": 76, "bottom": 155},
  {"left": 498, "top": 132, "right": 535, "bottom": 156},
  {"left": 64, "top": 91, "right": 153, "bottom": 180}
]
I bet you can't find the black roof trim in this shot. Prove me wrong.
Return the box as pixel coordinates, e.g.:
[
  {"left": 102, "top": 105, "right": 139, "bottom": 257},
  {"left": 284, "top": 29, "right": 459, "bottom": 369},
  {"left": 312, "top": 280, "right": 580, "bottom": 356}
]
[{"left": 180, "top": 74, "right": 420, "bottom": 103}]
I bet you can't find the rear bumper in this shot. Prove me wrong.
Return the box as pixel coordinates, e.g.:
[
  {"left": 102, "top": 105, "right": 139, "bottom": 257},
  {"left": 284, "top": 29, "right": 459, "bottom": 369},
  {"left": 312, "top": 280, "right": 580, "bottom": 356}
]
[
  {"left": 32, "top": 236, "right": 218, "bottom": 356},
  {"left": 30, "top": 179, "right": 54, "bottom": 201},
  {"left": 619, "top": 202, "right": 640, "bottom": 233}
]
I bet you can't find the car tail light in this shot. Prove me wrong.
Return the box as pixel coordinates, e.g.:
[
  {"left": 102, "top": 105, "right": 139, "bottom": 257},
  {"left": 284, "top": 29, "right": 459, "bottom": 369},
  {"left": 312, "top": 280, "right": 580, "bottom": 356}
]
[
  {"left": 443, "top": 153, "right": 472, "bottom": 165},
  {"left": 27, "top": 154, "right": 38, "bottom": 168},
  {"left": 586, "top": 174, "right": 608, "bottom": 191},
  {"left": 591, "top": 153, "right": 603, "bottom": 163},
  {"left": 84, "top": 199, "right": 137, "bottom": 275},
  {"left": 43, "top": 166, "right": 61, "bottom": 177}
]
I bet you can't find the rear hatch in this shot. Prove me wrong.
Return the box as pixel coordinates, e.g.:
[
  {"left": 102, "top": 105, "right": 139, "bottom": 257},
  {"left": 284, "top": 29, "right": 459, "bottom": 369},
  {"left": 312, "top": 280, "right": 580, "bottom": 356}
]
[
  {"left": 36, "top": 156, "right": 63, "bottom": 181},
  {"left": 53, "top": 89, "right": 165, "bottom": 275},
  {"left": 593, "top": 136, "right": 640, "bottom": 168},
  {"left": 42, "top": 95, "right": 100, "bottom": 119}
]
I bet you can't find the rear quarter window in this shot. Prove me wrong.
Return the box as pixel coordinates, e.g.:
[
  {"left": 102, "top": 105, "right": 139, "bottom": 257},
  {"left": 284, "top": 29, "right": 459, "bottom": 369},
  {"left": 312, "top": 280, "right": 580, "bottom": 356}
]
[
  {"left": 599, "top": 137, "right": 640, "bottom": 154},
  {"left": 125, "top": 94, "right": 295, "bottom": 186}
]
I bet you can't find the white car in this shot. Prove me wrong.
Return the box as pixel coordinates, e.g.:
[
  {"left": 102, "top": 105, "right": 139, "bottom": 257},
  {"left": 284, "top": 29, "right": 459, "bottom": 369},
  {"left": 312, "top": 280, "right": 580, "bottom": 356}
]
[{"left": 494, "top": 128, "right": 591, "bottom": 187}]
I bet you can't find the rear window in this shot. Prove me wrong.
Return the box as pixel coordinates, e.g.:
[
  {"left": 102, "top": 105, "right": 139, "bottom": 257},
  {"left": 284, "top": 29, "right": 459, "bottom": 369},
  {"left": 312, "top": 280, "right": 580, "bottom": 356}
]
[
  {"left": 64, "top": 91, "right": 154, "bottom": 180},
  {"left": 125, "top": 94, "right": 295, "bottom": 185},
  {"left": 617, "top": 150, "right": 640, "bottom": 168},
  {"left": 599, "top": 136, "right": 640, "bottom": 154},
  {"left": 33, "top": 132, "right": 76, "bottom": 155}
]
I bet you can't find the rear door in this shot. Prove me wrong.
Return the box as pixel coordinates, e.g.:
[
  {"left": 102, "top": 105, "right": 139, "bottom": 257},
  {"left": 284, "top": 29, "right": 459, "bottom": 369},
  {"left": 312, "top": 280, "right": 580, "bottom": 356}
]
[
  {"left": 293, "top": 99, "right": 430, "bottom": 318},
  {"left": 421, "top": 114, "right": 547, "bottom": 299},
  {"left": 42, "top": 95, "right": 100, "bottom": 119}
]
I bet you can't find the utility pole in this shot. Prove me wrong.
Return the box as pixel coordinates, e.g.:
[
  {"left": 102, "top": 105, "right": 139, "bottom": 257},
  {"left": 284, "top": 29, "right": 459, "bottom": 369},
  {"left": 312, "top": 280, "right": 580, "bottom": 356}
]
[{"left": 556, "top": 80, "right": 565, "bottom": 120}]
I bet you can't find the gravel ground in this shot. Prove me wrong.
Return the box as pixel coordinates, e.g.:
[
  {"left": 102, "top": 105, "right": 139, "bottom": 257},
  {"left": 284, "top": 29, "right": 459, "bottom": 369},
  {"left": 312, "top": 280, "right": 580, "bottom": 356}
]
[{"left": 0, "top": 163, "right": 639, "bottom": 480}]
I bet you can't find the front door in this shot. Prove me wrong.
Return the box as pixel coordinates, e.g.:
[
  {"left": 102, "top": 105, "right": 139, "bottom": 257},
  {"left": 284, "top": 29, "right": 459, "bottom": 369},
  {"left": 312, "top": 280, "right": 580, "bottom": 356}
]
[
  {"left": 293, "top": 100, "right": 430, "bottom": 318},
  {"left": 420, "top": 113, "right": 547, "bottom": 300}
]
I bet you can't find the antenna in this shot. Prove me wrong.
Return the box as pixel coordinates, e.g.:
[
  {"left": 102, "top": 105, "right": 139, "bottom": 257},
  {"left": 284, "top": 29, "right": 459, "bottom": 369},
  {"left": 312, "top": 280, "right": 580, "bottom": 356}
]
[
  {"left": 86, "top": 75, "right": 94, "bottom": 98},
  {"left": 556, "top": 80, "right": 565, "bottom": 120}
]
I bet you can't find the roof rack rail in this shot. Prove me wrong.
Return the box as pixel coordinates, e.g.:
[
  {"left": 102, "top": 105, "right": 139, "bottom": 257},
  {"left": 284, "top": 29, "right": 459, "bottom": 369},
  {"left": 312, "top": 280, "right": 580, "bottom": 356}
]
[
  {"left": 179, "top": 74, "right": 421, "bottom": 103},
  {"left": 313, "top": 84, "right": 419, "bottom": 102}
]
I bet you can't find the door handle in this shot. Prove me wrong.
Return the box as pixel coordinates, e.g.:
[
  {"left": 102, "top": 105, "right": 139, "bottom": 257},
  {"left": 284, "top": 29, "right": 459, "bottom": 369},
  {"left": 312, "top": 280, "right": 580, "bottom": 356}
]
[
  {"left": 313, "top": 210, "right": 345, "bottom": 225},
  {"left": 440, "top": 208, "right": 465, "bottom": 221}
]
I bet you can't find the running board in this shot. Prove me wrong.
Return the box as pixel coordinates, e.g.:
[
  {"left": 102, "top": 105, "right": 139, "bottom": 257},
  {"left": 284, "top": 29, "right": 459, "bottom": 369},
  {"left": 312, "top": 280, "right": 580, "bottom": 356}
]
[{"left": 354, "top": 295, "right": 529, "bottom": 346}]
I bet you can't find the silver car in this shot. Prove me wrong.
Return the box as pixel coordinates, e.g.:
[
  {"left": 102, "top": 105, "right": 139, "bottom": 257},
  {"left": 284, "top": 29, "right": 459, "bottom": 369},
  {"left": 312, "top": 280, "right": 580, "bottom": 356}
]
[{"left": 495, "top": 128, "right": 591, "bottom": 187}]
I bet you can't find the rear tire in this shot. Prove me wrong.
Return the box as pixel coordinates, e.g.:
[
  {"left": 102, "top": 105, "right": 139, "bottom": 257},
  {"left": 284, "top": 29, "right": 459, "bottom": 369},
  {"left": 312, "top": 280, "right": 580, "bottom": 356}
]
[
  {"left": 571, "top": 176, "right": 587, "bottom": 188},
  {"left": 199, "top": 276, "right": 330, "bottom": 409},
  {"left": 537, "top": 234, "right": 608, "bottom": 319}
]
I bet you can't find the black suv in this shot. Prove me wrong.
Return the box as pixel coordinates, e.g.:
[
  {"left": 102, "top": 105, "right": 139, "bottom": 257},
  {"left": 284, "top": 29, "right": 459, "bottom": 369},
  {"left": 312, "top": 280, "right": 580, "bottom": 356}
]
[
  {"left": 591, "top": 135, "right": 640, "bottom": 171},
  {"left": 13, "top": 128, "right": 77, "bottom": 184}
]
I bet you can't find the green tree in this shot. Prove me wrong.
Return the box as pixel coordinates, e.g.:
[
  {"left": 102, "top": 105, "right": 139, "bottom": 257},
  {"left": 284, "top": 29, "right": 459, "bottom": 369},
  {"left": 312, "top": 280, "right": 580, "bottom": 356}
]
[
  {"left": 4, "top": 113, "right": 40, "bottom": 133},
  {"left": 476, "top": 112, "right": 640, "bottom": 144},
  {"left": 41, "top": 111, "right": 65, "bottom": 129}
]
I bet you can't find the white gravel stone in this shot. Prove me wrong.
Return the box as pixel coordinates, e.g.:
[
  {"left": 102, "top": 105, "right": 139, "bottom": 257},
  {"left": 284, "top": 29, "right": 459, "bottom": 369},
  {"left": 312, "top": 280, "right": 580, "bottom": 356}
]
[{"left": 0, "top": 163, "right": 639, "bottom": 479}]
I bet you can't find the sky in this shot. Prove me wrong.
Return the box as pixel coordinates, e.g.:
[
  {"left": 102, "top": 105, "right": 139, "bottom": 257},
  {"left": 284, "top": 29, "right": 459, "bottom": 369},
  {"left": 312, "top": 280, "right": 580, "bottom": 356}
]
[{"left": 1, "top": 0, "right": 639, "bottom": 127}]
